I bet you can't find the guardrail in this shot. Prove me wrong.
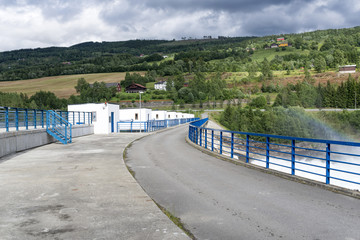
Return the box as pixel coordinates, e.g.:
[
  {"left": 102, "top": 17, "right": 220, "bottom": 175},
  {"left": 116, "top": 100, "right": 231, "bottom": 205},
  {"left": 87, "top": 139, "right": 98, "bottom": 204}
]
[
  {"left": 117, "top": 118, "right": 199, "bottom": 132},
  {"left": 0, "top": 106, "right": 93, "bottom": 132},
  {"left": 189, "top": 119, "right": 360, "bottom": 191},
  {"left": 46, "top": 110, "right": 72, "bottom": 144}
]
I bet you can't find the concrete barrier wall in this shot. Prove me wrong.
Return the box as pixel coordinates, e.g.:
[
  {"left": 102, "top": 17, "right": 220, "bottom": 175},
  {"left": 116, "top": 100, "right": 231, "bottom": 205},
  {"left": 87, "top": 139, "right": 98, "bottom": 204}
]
[{"left": 0, "top": 125, "right": 94, "bottom": 158}]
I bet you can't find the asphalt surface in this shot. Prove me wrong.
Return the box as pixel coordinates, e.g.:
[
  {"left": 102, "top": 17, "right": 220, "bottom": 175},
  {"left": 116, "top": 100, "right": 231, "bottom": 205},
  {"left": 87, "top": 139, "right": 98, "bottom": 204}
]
[
  {"left": 0, "top": 133, "right": 189, "bottom": 240},
  {"left": 126, "top": 125, "right": 360, "bottom": 240}
]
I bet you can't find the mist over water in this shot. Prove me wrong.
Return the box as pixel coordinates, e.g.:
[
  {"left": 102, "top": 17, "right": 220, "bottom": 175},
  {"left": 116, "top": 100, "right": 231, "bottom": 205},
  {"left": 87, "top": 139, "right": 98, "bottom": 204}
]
[{"left": 252, "top": 109, "right": 360, "bottom": 191}]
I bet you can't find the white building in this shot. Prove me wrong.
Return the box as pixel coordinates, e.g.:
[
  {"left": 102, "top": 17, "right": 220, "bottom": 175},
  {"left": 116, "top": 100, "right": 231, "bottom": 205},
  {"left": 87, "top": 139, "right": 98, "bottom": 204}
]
[
  {"left": 68, "top": 103, "right": 119, "bottom": 134},
  {"left": 154, "top": 81, "right": 167, "bottom": 91},
  {"left": 166, "top": 111, "right": 178, "bottom": 119},
  {"left": 339, "top": 65, "right": 356, "bottom": 74},
  {"left": 152, "top": 110, "right": 167, "bottom": 120},
  {"left": 118, "top": 108, "right": 153, "bottom": 132},
  {"left": 119, "top": 108, "right": 152, "bottom": 122}
]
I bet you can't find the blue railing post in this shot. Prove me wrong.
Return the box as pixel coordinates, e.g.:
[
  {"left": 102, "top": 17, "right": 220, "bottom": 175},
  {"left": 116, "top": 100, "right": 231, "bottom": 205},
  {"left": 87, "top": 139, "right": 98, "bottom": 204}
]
[
  {"left": 41, "top": 110, "right": 44, "bottom": 128},
  {"left": 33, "top": 109, "right": 37, "bottom": 129},
  {"left": 266, "top": 137, "right": 270, "bottom": 168},
  {"left": 196, "top": 128, "right": 198, "bottom": 144},
  {"left": 211, "top": 130, "right": 214, "bottom": 151},
  {"left": 205, "top": 129, "right": 208, "bottom": 149},
  {"left": 25, "top": 109, "right": 28, "bottom": 130},
  {"left": 231, "top": 133, "right": 234, "bottom": 158},
  {"left": 5, "top": 107, "right": 9, "bottom": 132},
  {"left": 220, "top": 131, "right": 223, "bottom": 155},
  {"left": 246, "top": 135, "right": 250, "bottom": 163},
  {"left": 291, "top": 140, "right": 296, "bottom": 175},
  {"left": 15, "top": 108, "right": 19, "bottom": 131},
  {"left": 65, "top": 125, "right": 67, "bottom": 144},
  {"left": 326, "top": 143, "right": 331, "bottom": 184},
  {"left": 200, "top": 128, "right": 202, "bottom": 146},
  {"left": 60, "top": 111, "right": 63, "bottom": 126}
]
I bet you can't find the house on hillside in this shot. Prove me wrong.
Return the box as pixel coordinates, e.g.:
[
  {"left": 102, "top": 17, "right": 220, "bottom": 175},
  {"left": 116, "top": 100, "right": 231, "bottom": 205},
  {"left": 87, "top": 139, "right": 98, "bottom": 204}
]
[
  {"left": 279, "top": 42, "right": 288, "bottom": 47},
  {"left": 154, "top": 81, "right": 167, "bottom": 91},
  {"left": 271, "top": 43, "right": 278, "bottom": 48},
  {"left": 277, "top": 37, "right": 285, "bottom": 42},
  {"left": 125, "top": 83, "right": 147, "bottom": 93},
  {"left": 339, "top": 65, "right": 356, "bottom": 74}
]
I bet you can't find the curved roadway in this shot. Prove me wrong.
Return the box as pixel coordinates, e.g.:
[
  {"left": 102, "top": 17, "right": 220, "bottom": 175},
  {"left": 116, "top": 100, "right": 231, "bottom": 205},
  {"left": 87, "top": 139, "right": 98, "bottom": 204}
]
[{"left": 126, "top": 125, "right": 360, "bottom": 240}]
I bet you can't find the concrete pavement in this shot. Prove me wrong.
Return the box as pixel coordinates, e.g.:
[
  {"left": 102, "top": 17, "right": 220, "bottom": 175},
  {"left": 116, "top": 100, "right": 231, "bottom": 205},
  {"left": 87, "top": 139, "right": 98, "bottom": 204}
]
[
  {"left": 0, "top": 133, "right": 189, "bottom": 240},
  {"left": 127, "top": 124, "right": 360, "bottom": 240}
]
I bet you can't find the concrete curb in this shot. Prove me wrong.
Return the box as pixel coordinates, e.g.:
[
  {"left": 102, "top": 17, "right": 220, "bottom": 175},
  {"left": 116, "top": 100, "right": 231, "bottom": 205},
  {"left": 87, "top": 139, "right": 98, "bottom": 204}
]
[{"left": 185, "top": 136, "right": 360, "bottom": 200}]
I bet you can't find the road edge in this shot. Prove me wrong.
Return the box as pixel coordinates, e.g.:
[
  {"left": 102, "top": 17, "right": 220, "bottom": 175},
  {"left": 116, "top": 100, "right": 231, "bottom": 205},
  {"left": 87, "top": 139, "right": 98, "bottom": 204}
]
[{"left": 122, "top": 126, "right": 195, "bottom": 240}]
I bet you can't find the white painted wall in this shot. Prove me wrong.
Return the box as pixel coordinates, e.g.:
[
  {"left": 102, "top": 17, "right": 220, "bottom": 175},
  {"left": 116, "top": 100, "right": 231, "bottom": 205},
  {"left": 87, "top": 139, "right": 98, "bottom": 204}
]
[
  {"left": 151, "top": 111, "right": 167, "bottom": 120},
  {"left": 166, "top": 112, "right": 177, "bottom": 119},
  {"left": 119, "top": 108, "right": 152, "bottom": 122},
  {"left": 68, "top": 103, "right": 119, "bottom": 134}
]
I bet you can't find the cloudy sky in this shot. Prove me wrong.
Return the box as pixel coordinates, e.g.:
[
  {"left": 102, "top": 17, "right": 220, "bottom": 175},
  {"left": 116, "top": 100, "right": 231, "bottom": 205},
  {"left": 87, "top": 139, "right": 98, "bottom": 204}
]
[{"left": 0, "top": 0, "right": 359, "bottom": 52}]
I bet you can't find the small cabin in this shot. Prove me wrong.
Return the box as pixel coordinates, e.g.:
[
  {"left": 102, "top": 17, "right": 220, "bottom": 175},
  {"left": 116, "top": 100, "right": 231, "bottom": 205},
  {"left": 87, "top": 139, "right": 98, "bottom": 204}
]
[
  {"left": 125, "top": 83, "right": 147, "bottom": 93},
  {"left": 339, "top": 65, "right": 356, "bottom": 74}
]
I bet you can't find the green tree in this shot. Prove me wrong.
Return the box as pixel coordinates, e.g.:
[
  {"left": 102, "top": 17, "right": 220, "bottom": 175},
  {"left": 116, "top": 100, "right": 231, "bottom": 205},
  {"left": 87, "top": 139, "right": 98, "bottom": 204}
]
[{"left": 314, "top": 56, "right": 326, "bottom": 73}]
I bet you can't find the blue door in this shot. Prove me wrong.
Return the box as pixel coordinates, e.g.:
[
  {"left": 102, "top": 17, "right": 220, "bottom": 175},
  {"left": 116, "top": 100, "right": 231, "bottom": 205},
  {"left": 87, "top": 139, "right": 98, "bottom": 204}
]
[{"left": 111, "top": 112, "right": 114, "bottom": 133}]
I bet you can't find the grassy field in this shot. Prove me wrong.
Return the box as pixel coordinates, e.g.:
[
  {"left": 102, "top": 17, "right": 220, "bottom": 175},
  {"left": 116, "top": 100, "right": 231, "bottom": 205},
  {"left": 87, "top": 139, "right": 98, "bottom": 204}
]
[
  {"left": 251, "top": 48, "right": 309, "bottom": 61},
  {"left": 0, "top": 72, "right": 145, "bottom": 98}
]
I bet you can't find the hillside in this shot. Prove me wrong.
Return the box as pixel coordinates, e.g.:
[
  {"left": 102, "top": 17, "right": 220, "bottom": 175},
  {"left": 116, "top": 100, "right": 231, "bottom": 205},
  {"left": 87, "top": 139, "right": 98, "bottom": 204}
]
[{"left": 0, "top": 72, "right": 146, "bottom": 98}]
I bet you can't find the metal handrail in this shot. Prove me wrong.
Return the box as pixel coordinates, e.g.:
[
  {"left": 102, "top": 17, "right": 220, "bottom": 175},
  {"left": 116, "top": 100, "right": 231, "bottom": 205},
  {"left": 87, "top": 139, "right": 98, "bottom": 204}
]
[
  {"left": 117, "top": 118, "right": 199, "bottom": 132},
  {"left": 189, "top": 120, "right": 360, "bottom": 191},
  {"left": 46, "top": 110, "right": 72, "bottom": 144},
  {"left": 0, "top": 106, "right": 92, "bottom": 132}
]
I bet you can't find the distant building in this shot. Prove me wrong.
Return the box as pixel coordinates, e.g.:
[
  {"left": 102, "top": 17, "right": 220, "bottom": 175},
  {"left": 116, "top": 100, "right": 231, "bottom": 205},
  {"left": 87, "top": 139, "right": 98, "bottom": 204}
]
[
  {"left": 125, "top": 83, "right": 147, "bottom": 93},
  {"left": 271, "top": 43, "right": 278, "bottom": 48},
  {"left": 154, "top": 81, "right": 167, "bottom": 91},
  {"left": 279, "top": 42, "right": 288, "bottom": 47},
  {"left": 277, "top": 37, "right": 285, "bottom": 41},
  {"left": 339, "top": 65, "right": 356, "bottom": 74}
]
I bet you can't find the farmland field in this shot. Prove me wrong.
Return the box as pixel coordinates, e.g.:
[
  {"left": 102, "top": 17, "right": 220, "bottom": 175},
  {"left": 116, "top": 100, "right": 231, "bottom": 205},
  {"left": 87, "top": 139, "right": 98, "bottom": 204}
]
[{"left": 0, "top": 72, "right": 145, "bottom": 98}]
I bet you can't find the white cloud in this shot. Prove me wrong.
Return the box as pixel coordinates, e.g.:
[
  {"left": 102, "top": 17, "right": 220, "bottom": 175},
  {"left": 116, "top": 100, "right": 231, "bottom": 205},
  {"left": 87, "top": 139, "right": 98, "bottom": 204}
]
[{"left": 0, "top": 0, "right": 359, "bottom": 51}]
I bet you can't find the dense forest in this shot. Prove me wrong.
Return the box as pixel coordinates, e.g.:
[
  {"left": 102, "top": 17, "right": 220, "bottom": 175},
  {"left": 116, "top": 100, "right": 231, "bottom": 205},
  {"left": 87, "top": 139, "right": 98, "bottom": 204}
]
[{"left": 1, "top": 26, "right": 359, "bottom": 82}]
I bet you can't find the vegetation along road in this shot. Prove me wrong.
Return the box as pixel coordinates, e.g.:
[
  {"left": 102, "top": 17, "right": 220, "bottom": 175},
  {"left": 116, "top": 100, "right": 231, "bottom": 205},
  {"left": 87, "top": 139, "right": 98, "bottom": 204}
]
[{"left": 126, "top": 125, "right": 360, "bottom": 240}]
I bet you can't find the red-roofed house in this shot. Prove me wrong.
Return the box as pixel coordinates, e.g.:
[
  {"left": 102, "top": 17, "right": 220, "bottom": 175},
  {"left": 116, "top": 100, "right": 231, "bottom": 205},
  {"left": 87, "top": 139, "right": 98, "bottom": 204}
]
[{"left": 125, "top": 83, "right": 147, "bottom": 93}]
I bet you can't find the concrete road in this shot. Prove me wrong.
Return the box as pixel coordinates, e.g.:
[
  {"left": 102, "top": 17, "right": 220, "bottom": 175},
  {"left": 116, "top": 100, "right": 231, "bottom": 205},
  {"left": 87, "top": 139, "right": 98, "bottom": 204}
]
[
  {"left": 0, "top": 133, "right": 189, "bottom": 240},
  {"left": 126, "top": 125, "right": 360, "bottom": 240}
]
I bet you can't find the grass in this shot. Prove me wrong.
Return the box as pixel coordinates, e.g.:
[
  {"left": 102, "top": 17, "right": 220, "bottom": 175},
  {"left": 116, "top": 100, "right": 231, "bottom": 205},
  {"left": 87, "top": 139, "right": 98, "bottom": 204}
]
[
  {"left": 251, "top": 48, "right": 309, "bottom": 62},
  {"left": 0, "top": 72, "right": 145, "bottom": 98},
  {"left": 155, "top": 203, "right": 196, "bottom": 239},
  {"left": 146, "top": 82, "right": 156, "bottom": 89}
]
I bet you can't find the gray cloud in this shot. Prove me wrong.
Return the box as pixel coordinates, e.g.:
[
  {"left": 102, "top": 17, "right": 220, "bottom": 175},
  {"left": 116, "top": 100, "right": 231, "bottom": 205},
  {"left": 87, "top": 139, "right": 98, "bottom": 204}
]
[{"left": 0, "top": 0, "right": 359, "bottom": 51}]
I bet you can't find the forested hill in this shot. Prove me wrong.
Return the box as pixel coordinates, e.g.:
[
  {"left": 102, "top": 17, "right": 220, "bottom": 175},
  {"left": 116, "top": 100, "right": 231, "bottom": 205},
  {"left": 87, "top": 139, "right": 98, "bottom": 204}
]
[
  {"left": 1, "top": 26, "right": 360, "bottom": 82},
  {"left": 0, "top": 37, "right": 253, "bottom": 81}
]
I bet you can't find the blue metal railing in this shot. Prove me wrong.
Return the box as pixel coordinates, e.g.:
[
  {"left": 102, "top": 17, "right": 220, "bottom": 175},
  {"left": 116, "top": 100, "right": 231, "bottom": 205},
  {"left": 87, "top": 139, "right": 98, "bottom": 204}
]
[
  {"left": 46, "top": 110, "right": 72, "bottom": 144},
  {"left": 189, "top": 119, "right": 360, "bottom": 190},
  {"left": 0, "top": 106, "right": 93, "bottom": 132},
  {"left": 117, "top": 118, "right": 199, "bottom": 132}
]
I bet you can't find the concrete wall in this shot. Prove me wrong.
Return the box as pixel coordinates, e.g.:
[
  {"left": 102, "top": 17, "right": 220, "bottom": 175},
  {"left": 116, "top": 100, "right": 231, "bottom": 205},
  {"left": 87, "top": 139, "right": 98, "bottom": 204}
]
[{"left": 0, "top": 125, "right": 94, "bottom": 158}]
